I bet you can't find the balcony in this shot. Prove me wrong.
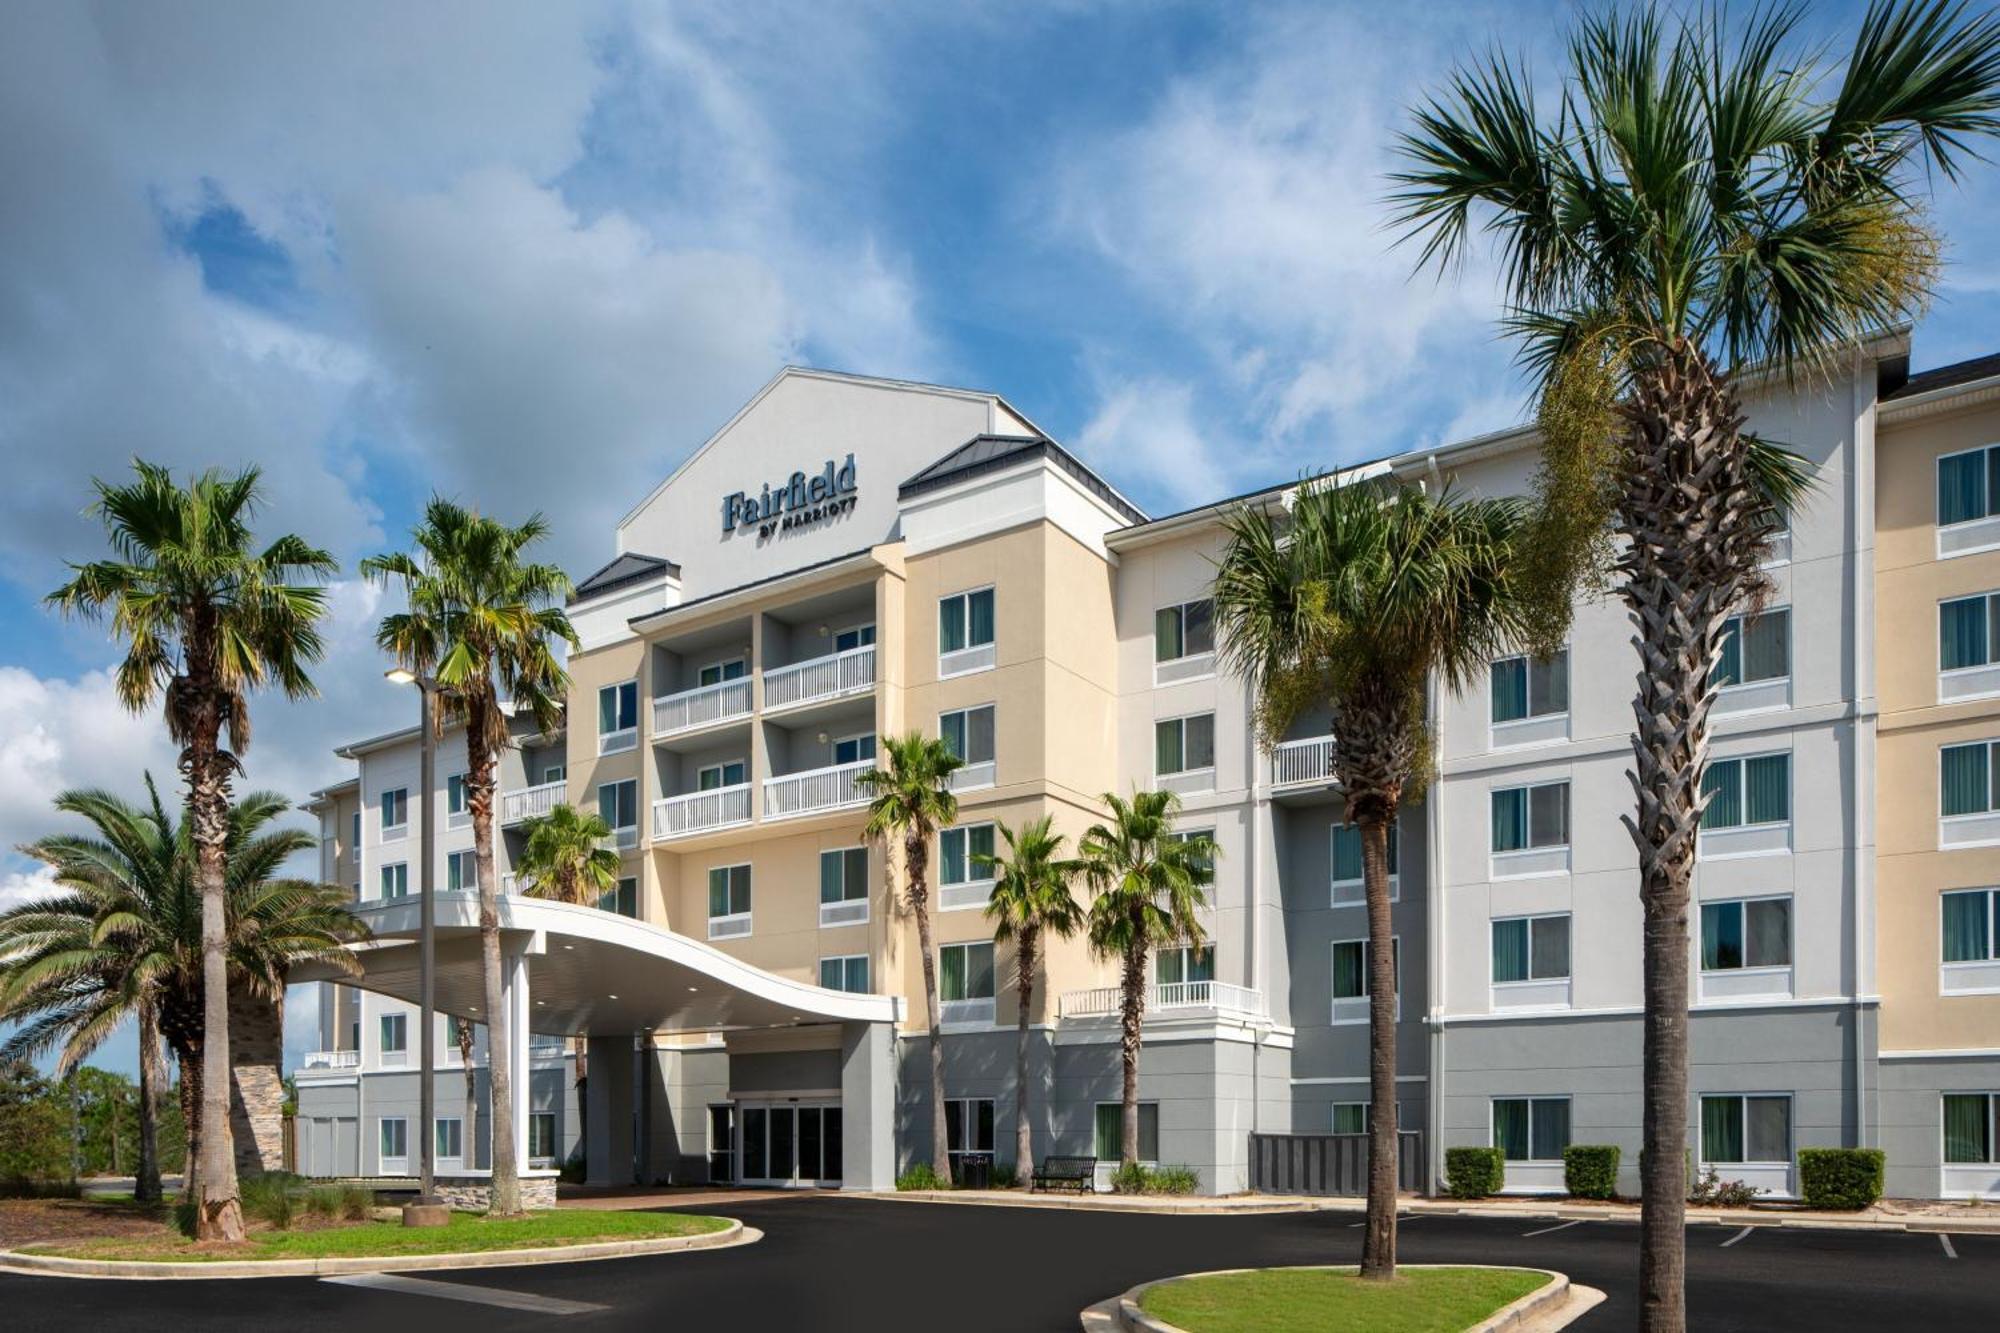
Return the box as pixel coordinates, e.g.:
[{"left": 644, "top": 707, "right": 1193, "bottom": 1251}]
[
  {"left": 1058, "top": 980, "right": 1265, "bottom": 1022},
  {"left": 299, "top": 1050, "right": 359, "bottom": 1071},
  {"left": 501, "top": 778, "right": 566, "bottom": 826},
  {"left": 1271, "top": 735, "right": 1336, "bottom": 789},
  {"left": 653, "top": 677, "right": 752, "bottom": 738},
  {"left": 652, "top": 783, "right": 752, "bottom": 840},
  {"left": 764, "top": 760, "right": 871, "bottom": 821},
  {"left": 763, "top": 644, "right": 876, "bottom": 713}
]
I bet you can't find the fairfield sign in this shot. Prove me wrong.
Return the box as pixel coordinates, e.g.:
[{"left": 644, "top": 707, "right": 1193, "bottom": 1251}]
[{"left": 722, "top": 455, "right": 858, "bottom": 541}]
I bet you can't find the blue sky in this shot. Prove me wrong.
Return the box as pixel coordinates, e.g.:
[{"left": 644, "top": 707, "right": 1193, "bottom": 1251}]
[{"left": 3, "top": 1, "right": 1998, "bottom": 1076}]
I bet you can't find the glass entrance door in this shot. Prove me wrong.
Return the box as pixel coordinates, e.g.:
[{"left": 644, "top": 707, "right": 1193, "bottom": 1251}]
[{"left": 736, "top": 1102, "right": 842, "bottom": 1185}]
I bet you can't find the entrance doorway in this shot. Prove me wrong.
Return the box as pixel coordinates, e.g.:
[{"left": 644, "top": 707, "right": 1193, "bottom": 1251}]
[{"left": 738, "top": 1101, "right": 842, "bottom": 1186}]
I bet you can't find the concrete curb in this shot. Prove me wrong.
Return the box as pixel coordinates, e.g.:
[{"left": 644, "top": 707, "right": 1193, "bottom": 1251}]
[
  {"left": 1095, "top": 1264, "right": 1570, "bottom": 1333},
  {"left": 854, "top": 1190, "right": 1314, "bottom": 1216},
  {"left": 0, "top": 1218, "right": 752, "bottom": 1280}
]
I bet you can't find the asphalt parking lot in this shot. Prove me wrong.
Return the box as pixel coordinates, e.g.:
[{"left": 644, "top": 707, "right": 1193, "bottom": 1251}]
[{"left": 3, "top": 1196, "right": 1994, "bottom": 1331}]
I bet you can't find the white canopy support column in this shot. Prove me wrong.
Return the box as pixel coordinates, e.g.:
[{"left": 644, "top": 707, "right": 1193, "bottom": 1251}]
[
  {"left": 840, "top": 1019, "right": 896, "bottom": 1191},
  {"left": 503, "top": 931, "right": 537, "bottom": 1172}
]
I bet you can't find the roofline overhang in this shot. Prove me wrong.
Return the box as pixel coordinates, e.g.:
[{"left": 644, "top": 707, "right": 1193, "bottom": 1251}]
[{"left": 625, "top": 547, "right": 886, "bottom": 636}]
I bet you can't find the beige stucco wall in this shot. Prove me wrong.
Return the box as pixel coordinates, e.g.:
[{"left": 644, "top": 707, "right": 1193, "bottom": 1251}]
[{"left": 1876, "top": 395, "right": 2000, "bottom": 1051}]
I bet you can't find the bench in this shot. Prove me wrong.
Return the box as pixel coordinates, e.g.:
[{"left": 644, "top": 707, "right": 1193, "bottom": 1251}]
[{"left": 1031, "top": 1155, "right": 1098, "bottom": 1194}]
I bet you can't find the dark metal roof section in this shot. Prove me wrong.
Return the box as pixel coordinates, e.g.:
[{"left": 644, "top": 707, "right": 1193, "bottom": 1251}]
[
  {"left": 898, "top": 434, "right": 1147, "bottom": 524},
  {"left": 1882, "top": 350, "right": 2000, "bottom": 401},
  {"left": 570, "top": 552, "right": 681, "bottom": 604}
]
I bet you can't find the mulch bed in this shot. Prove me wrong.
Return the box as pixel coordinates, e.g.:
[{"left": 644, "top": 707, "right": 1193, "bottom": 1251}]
[{"left": 0, "top": 1198, "right": 177, "bottom": 1248}]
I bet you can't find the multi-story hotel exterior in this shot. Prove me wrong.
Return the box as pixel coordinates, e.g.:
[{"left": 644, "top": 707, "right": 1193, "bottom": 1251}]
[{"left": 300, "top": 340, "right": 2000, "bottom": 1201}]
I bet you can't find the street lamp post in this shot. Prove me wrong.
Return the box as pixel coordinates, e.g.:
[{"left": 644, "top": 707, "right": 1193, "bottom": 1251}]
[{"left": 387, "top": 667, "right": 446, "bottom": 1224}]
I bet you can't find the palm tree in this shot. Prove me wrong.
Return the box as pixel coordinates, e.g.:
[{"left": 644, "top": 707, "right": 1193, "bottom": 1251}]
[
  {"left": 362, "top": 499, "right": 575, "bottom": 1214},
  {"left": 516, "top": 804, "right": 621, "bottom": 907},
  {"left": 1, "top": 781, "right": 363, "bottom": 1205},
  {"left": 1076, "top": 790, "right": 1214, "bottom": 1178},
  {"left": 1215, "top": 479, "right": 1529, "bottom": 1278},
  {"left": 978, "top": 816, "right": 1084, "bottom": 1181},
  {"left": 856, "top": 732, "right": 963, "bottom": 1178},
  {"left": 46, "top": 462, "right": 333, "bottom": 1239},
  {"left": 1389, "top": 3, "right": 2000, "bottom": 1320}
]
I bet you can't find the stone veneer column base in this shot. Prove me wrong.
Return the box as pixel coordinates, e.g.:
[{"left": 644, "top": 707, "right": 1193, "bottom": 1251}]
[{"left": 433, "top": 1175, "right": 559, "bottom": 1210}]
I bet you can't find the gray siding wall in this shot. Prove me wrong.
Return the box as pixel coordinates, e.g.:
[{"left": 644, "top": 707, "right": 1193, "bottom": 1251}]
[{"left": 1879, "top": 1054, "right": 2000, "bottom": 1199}]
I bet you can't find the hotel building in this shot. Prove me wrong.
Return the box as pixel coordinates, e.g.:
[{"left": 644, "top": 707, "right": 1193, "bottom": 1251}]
[{"left": 298, "top": 337, "right": 2000, "bottom": 1201}]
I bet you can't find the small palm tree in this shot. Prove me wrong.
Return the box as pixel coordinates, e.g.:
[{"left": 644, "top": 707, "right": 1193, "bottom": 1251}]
[
  {"left": 47, "top": 462, "right": 333, "bottom": 1239},
  {"left": 856, "top": 732, "right": 962, "bottom": 1178},
  {"left": 1390, "top": 4, "right": 2000, "bottom": 1319},
  {"left": 979, "top": 816, "right": 1084, "bottom": 1181},
  {"left": 364, "top": 499, "right": 575, "bottom": 1215},
  {"left": 516, "top": 804, "right": 621, "bottom": 907},
  {"left": 1215, "top": 479, "right": 1528, "bottom": 1278},
  {"left": 1076, "top": 790, "right": 1214, "bottom": 1176}
]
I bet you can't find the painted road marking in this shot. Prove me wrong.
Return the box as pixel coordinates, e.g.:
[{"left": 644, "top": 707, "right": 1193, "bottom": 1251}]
[
  {"left": 321, "top": 1273, "right": 609, "bottom": 1314},
  {"left": 1938, "top": 1233, "right": 1958, "bottom": 1260},
  {"left": 1721, "top": 1227, "right": 1753, "bottom": 1248},
  {"left": 1521, "top": 1219, "right": 1586, "bottom": 1238},
  {"left": 1346, "top": 1214, "right": 1422, "bottom": 1228}
]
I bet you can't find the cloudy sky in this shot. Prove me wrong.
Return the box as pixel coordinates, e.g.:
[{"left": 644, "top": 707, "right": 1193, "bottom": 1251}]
[{"left": 4, "top": 1, "right": 1998, "bottom": 1074}]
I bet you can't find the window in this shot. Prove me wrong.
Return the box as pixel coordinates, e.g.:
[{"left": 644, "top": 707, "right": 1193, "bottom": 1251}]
[
  {"left": 1493, "top": 1097, "right": 1571, "bottom": 1161},
  {"left": 1938, "top": 444, "right": 2000, "bottom": 527},
  {"left": 1491, "top": 651, "right": 1569, "bottom": 723},
  {"left": 542, "top": 763, "right": 566, "bottom": 785},
  {"left": 1155, "top": 713, "right": 1216, "bottom": 776},
  {"left": 1331, "top": 937, "right": 1399, "bottom": 1022},
  {"left": 529, "top": 1112, "right": 557, "bottom": 1164},
  {"left": 708, "top": 864, "right": 752, "bottom": 919},
  {"left": 707, "top": 1105, "right": 734, "bottom": 1183},
  {"left": 598, "top": 680, "right": 638, "bottom": 752},
  {"left": 381, "top": 787, "right": 408, "bottom": 832},
  {"left": 820, "top": 847, "right": 869, "bottom": 924},
  {"left": 598, "top": 779, "right": 638, "bottom": 838},
  {"left": 1942, "top": 741, "right": 2000, "bottom": 818},
  {"left": 1944, "top": 1094, "right": 1999, "bottom": 1164},
  {"left": 833, "top": 732, "right": 877, "bottom": 765},
  {"left": 1331, "top": 822, "right": 1398, "bottom": 886},
  {"left": 1943, "top": 889, "right": 1999, "bottom": 963},
  {"left": 1155, "top": 599, "right": 1215, "bottom": 663},
  {"left": 819, "top": 955, "right": 870, "bottom": 993},
  {"left": 446, "top": 772, "right": 468, "bottom": 820},
  {"left": 598, "top": 876, "right": 637, "bottom": 917},
  {"left": 1714, "top": 610, "right": 1790, "bottom": 686},
  {"left": 940, "top": 705, "right": 996, "bottom": 765},
  {"left": 1331, "top": 1103, "right": 1369, "bottom": 1135},
  {"left": 939, "top": 588, "right": 996, "bottom": 656},
  {"left": 1094, "top": 1102, "right": 1159, "bottom": 1163},
  {"left": 940, "top": 824, "right": 996, "bottom": 888},
  {"left": 1700, "top": 1094, "right": 1791, "bottom": 1164},
  {"left": 1491, "top": 915, "right": 1571, "bottom": 983},
  {"left": 379, "top": 1013, "right": 407, "bottom": 1056},
  {"left": 1701, "top": 754, "right": 1790, "bottom": 829},
  {"left": 940, "top": 941, "right": 995, "bottom": 1007},
  {"left": 834, "top": 624, "right": 876, "bottom": 653},
  {"left": 435, "top": 1118, "right": 463, "bottom": 1160},
  {"left": 1702, "top": 898, "right": 1792, "bottom": 970},
  {"left": 1165, "top": 827, "right": 1216, "bottom": 876},
  {"left": 696, "top": 658, "right": 746, "bottom": 687},
  {"left": 350, "top": 810, "right": 361, "bottom": 858},
  {"left": 944, "top": 1098, "right": 995, "bottom": 1178},
  {"left": 1155, "top": 944, "right": 1215, "bottom": 985},
  {"left": 445, "top": 1015, "right": 475, "bottom": 1048},
  {"left": 379, "top": 862, "right": 409, "bottom": 900},
  {"left": 1940, "top": 594, "right": 2000, "bottom": 672},
  {"left": 446, "top": 850, "right": 476, "bottom": 893},
  {"left": 696, "top": 760, "right": 747, "bottom": 790},
  {"left": 378, "top": 1117, "right": 408, "bottom": 1164},
  {"left": 1491, "top": 782, "right": 1568, "bottom": 853}
]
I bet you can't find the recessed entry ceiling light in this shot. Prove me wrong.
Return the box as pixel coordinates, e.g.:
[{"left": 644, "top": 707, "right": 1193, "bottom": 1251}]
[
  {"left": 562, "top": 944, "right": 574, "bottom": 950},
  {"left": 608, "top": 994, "right": 618, "bottom": 1000},
  {"left": 687, "top": 986, "right": 698, "bottom": 993}
]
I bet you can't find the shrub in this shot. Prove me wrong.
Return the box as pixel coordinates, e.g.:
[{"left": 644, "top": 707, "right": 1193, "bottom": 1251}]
[
  {"left": 1146, "top": 1165, "right": 1201, "bottom": 1195},
  {"left": 1798, "top": 1148, "right": 1885, "bottom": 1211},
  {"left": 1563, "top": 1145, "right": 1621, "bottom": 1200},
  {"left": 1108, "top": 1161, "right": 1152, "bottom": 1194},
  {"left": 172, "top": 1197, "right": 198, "bottom": 1236},
  {"left": 338, "top": 1183, "right": 376, "bottom": 1220},
  {"left": 1444, "top": 1146, "right": 1504, "bottom": 1199},
  {"left": 304, "top": 1185, "right": 341, "bottom": 1219},
  {"left": 988, "top": 1162, "right": 1018, "bottom": 1189},
  {"left": 241, "top": 1171, "right": 307, "bottom": 1229},
  {"left": 896, "top": 1162, "right": 948, "bottom": 1191},
  {"left": 1687, "top": 1166, "right": 1761, "bottom": 1207}
]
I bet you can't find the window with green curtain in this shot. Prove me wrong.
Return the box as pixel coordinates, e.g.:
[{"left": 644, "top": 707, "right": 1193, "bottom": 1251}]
[
  {"left": 1491, "top": 657, "right": 1527, "bottom": 722},
  {"left": 1712, "top": 623, "right": 1743, "bottom": 686},
  {"left": 1746, "top": 898, "right": 1791, "bottom": 967},
  {"left": 967, "top": 588, "right": 995, "bottom": 646},
  {"left": 1183, "top": 713, "right": 1215, "bottom": 769},
  {"left": 1182, "top": 600, "right": 1214, "bottom": 656},
  {"left": 1332, "top": 824, "right": 1363, "bottom": 881},
  {"left": 1942, "top": 889, "right": 1993, "bottom": 963},
  {"left": 1941, "top": 742, "right": 1995, "bottom": 817},
  {"left": 1530, "top": 652, "right": 1569, "bottom": 715},
  {"left": 1701, "top": 1096, "right": 1744, "bottom": 1163},
  {"left": 1939, "top": 449, "right": 1990, "bottom": 526},
  {"left": 1943, "top": 1094, "right": 1993, "bottom": 1164},
  {"left": 1491, "top": 919, "right": 1529, "bottom": 983},
  {"left": 1332, "top": 940, "right": 1365, "bottom": 999},
  {"left": 708, "top": 865, "right": 748, "bottom": 917},
  {"left": 1531, "top": 1099, "right": 1571, "bottom": 1160},
  {"left": 1940, "top": 596, "right": 1992, "bottom": 670},
  {"left": 939, "top": 594, "right": 965, "bottom": 653},
  {"left": 1155, "top": 719, "right": 1183, "bottom": 774},
  {"left": 1491, "top": 788, "right": 1527, "bottom": 852},
  {"left": 1701, "top": 762, "right": 1742, "bottom": 829},
  {"left": 940, "top": 942, "right": 966, "bottom": 999},
  {"left": 940, "top": 942, "right": 992, "bottom": 1001},
  {"left": 1155, "top": 605, "right": 1184, "bottom": 662},
  {"left": 1528, "top": 784, "right": 1567, "bottom": 846},
  {"left": 1092, "top": 1103, "right": 1158, "bottom": 1160},
  {"left": 1716, "top": 611, "right": 1791, "bottom": 686},
  {"left": 1744, "top": 754, "right": 1789, "bottom": 824},
  {"left": 1702, "top": 902, "right": 1742, "bottom": 970},
  {"left": 1493, "top": 1098, "right": 1530, "bottom": 1160},
  {"left": 1332, "top": 1103, "right": 1368, "bottom": 1135},
  {"left": 1745, "top": 1096, "right": 1790, "bottom": 1161},
  {"left": 940, "top": 827, "right": 966, "bottom": 884},
  {"left": 1531, "top": 916, "right": 1571, "bottom": 978}
]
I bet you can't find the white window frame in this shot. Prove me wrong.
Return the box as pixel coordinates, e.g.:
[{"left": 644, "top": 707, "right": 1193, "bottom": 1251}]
[
  {"left": 1698, "top": 750, "right": 1792, "bottom": 859},
  {"left": 1490, "top": 1095, "right": 1572, "bottom": 1165},
  {"left": 819, "top": 845, "right": 870, "bottom": 927},
  {"left": 1329, "top": 820, "right": 1398, "bottom": 907},
  {"left": 378, "top": 861, "right": 409, "bottom": 901},
  {"left": 944, "top": 1097, "right": 997, "bottom": 1175},
  {"left": 695, "top": 759, "right": 749, "bottom": 791},
  {"left": 1154, "top": 711, "right": 1217, "bottom": 790},
  {"left": 696, "top": 656, "right": 747, "bottom": 688},
  {"left": 939, "top": 822, "right": 998, "bottom": 911},
  {"left": 1331, "top": 935, "right": 1400, "bottom": 1025},
  {"left": 1489, "top": 649, "right": 1570, "bottom": 745},
  {"left": 445, "top": 771, "right": 470, "bottom": 828},
  {"left": 1941, "top": 887, "right": 2000, "bottom": 995},
  {"left": 1699, "top": 894, "right": 1794, "bottom": 973},
  {"left": 1331, "top": 1102, "right": 1370, "bottom": 1135},
  {"left": 940, "top": 704, "right": 997, "bottom": 791},
  {"left": 1154, "top": 597, "right": 1216, "bottom": 684},
  {"left": 1941, "top": 1092, "right": 2000, "bottom": 1187},
  {"left": 1935, "top": 442, "right": 2000, "bottom": 558},
  {"left": 938, "top": 585, "right": 997, "bottom": 677},
  {"left": 1154, "top": 942, "right": 1216, "bottom": 989},
  {"left": 1698, "top": 1091, "right": 1795, "bottom": 1188},
  {"left": 529, "top": 1111, "right": 558, "bottom": 1168},
  {"left": 707, "top": 862, "right": 753, "bottom": 940},
  {"left": 350, "top": 810, "right": 361, "bottom": 862},
  {"left": 833, "top": 623, "right": 876, "bottom": 653},
  {"left": 939, "top": 940, "right": 997, "bottom": 1025},
  {"left": 818, "top": 954, "right": 870, "bottom": 994},
  {"left": 381, "top": 787, "right": 409, "bottom": 838},
  {"left": 1939, "top": 592, "right": 2000, "bottom": 703},
  {"left": 1489, "top": 912, "right": 1573, "bottom": 1012},
  {"left": 379, "top": 1012, "right": 408, "bottom": 1066},
  {"left": 1940, "top": 739, "right": 2000, "bottom": 849},
  {"left": 1489, "top": 779, "right": 1570, "bottom": 877},
  {"left": 832, "top": 731, "right": 877, "bottom": 766},
  {"left": 378, "top": 1116, "right": 409, "bottom": 1171},
  {"left": 446, "top": 849, "right": 477, "bottom": 894},
  {"left": 598, "top": 778, "right": 639, "bottom": 850},
  {"left": 434, "top": 1116, "right": 464, "bottom": 1164},
  {"left": 1092, "top": 1100, "right": 1160, "bottom": 1168},
  {"left": 598, "top": 679, "right": 639, "bottom": 754},
  {"left": 1713, "top": 607, "right": 1793, "bottom": 715}
]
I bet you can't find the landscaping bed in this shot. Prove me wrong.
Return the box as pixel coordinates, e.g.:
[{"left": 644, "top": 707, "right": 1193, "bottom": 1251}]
[{"left": 1137, "top": 1265, "right": 1552, "bottom": 1333}]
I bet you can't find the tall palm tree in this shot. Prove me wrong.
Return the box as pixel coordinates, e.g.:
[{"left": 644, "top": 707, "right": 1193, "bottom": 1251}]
[
  {"left": 1, "top": 781, "right": 363, "bottom": 1205},
  {"left": 46, "top": 462, "right": 332, "bottom": 1239},
  {"left": 1390, "top": 3, "right": 2000, "bottom": 1320},
  {"left": 1215, "top": 479, "right": 1529, "bottom": 1279},
  {"left": 516, "top": 804, "right": 622, "bottom": 907},
  {"left": 978, "top": 816, "right": 1084, "bottom": 1181},
  {"left": 1076, "top": 790, "right": 1214, "bottom": 1177},
  {"left": 362, "top": 499, "right": 575, "bottom": 1215},
  {"left": 856, "top": 732, "right": 963, "bottom": 1178}
]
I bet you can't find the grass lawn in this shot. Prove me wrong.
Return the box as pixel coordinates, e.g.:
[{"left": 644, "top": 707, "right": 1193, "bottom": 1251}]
[
  {"left": 27, "top": 1208, "right": 730, "bottom": 1263},
  {"left": 1140, "top": 1266, "right": 1551, "bottom": 1333}
]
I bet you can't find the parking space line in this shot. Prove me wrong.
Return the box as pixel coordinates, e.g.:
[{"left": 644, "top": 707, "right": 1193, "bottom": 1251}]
[
  {"left": 1720, "top": 1227, "right": 1753, "bottom": 1247},
  {"left": 320, "top": 1273, "right": 609, "bottom": 1314},
  {"left": 1938, "top": 1233, "right": 1958, "bottom": 1260},
  {"left": 1522, "top": 1219, "right": 1586, "bottom": 1238},
  {"left": 1344, "top": 1213, "right": 1422, "bottom": 1228}
]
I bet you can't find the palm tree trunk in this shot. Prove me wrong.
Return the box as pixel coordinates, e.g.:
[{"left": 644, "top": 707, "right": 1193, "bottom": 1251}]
[
  {"left": 1120, "top": 932, "right": 1147, "bottom": 1171},
  {"left": 908, "top": 832, "right": 950, "bottom": 1179},
  {"left": 1014, "top": 928, "right": 1037, "bottom": 1183},
  {"left": 459, "top": 1022, "right": 479, "bottom": 1169},
  {"left": 1360, "top": 815, "right": 1399, "bottom": 1280},
  {"left": 185, "top": 694, "right": 244, "bottom": 1241},
  {"left": 176, "top": 1046, "right": 200, "bottom": 1201},
  {"left": 135, "top": 998, "right": 164, "bottom": 1205},
  {"left": 467, "top": 702, "right": 519, "bottom": 1214}
]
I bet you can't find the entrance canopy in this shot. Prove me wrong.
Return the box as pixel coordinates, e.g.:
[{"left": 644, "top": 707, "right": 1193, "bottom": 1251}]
[{"left": 294, "top": 891, "right": 903, "bottom": 1037}]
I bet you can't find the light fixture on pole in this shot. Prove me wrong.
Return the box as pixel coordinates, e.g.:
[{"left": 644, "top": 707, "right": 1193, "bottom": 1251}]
[{"left": 386, "top": 666, "right": 448, "bottom": 1227}]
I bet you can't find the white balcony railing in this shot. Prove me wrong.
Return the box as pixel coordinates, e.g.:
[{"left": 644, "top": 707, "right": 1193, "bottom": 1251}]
[
  {"left": 1271, "top": 735, "right": 1336, "bottom": 788},
  {"left": 653, "top": 677, "right": 752, "bottom": 737},
  {"left": 1057, "top": 980, "right": 1266, "bottom": 1022},
  {"left": 501, "top": 778, "right": 567, "bottom": 826},
  {"left": 652, "top": 783, "right": 752, "bottom": 839},
  {"left": 764, "top": 644, "right": 876, "bottom": 712},
  {"left": 764, "top": 760, "right": 871, "bottom": 820},
  {"left": 301, "top": 1050, "right": 359, "bottom": 1070}
]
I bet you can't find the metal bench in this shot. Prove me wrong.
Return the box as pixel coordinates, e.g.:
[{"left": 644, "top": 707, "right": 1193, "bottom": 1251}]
[{"left": 1031, "top": 1154, "right": 1097, "bottom": 1194}]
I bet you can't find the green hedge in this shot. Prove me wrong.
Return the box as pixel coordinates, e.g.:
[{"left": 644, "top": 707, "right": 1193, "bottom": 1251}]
[
  {"left": 1563, "top": 1145, "right": 1620, "bottom": 1200},
  {"left": 1797, "top": 1148, "right": 1884, "bottom": 1211},
  {"left": 1444, "top": 1146, "right": 1505, "bottom": 1199}
]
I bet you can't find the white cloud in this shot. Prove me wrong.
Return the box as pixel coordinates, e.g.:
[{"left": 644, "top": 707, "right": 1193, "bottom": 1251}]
[
  {"left": 1074, "top": 379, "right": 1235, "bottom": 510},
  {"left": 0, "top": 666, "right": 180, "bottom": 854},
  {"left": 0, "top": 863, "right": 61, "bottom": 914}
]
